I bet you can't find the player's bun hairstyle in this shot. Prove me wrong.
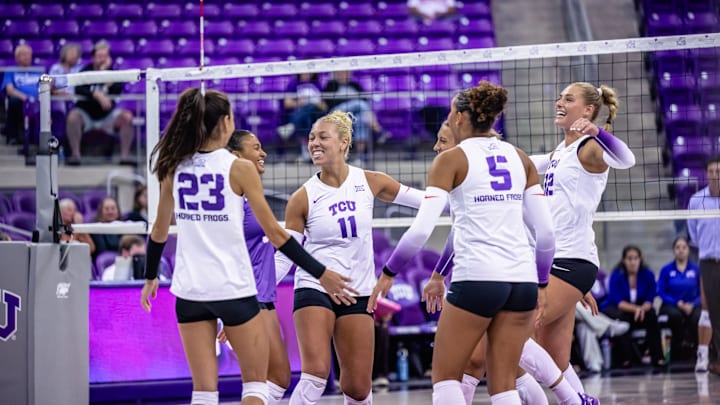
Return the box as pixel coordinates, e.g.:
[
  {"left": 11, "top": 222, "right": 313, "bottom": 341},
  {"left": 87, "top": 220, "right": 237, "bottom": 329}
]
[
  {"left": 315, "top": 110, "right": 354, "bottom": 159},
  {"left": 227, "top": 129, "right": 254, "bottom": 153},
  {"left": 572, "top": 82, "right": 619, "bottom": 132},
  {"left": 454, "top": 80, "right": 508, "bottom": 133},
  {"left": 151, "top": 88, "right": 231, "bottom": 181}
]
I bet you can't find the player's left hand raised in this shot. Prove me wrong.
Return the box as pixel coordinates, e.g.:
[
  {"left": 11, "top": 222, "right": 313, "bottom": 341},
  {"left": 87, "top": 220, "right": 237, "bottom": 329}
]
[
  {"left": 569, "top": 118, "right": 599, "bottom": 137},
  {"left": 367, "top": 273, "right": 395, "bottom": 314}
]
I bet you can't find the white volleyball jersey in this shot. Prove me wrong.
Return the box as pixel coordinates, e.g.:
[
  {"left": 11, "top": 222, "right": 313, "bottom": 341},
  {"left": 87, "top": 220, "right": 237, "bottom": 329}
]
[
  {"left": 295, "top": 166, "right": 376, "bottom": 295},
  {"left": 543, "top": 136, "right": 608, "bottom": 267},
  {"left": 450, "top": 137, "right": 536, "bottom": 283},
  {"left": 170, "top": 149, "right": 257, "bottom": 301}
]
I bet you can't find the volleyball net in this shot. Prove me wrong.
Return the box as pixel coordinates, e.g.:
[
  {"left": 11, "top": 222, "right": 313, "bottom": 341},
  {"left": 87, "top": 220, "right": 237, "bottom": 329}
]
[{"left": 46, "top": 32, "right": 720, "bottom": 238}]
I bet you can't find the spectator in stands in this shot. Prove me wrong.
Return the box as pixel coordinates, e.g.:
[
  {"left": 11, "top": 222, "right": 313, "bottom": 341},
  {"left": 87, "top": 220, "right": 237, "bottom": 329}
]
[
  {"left": 59, "top": 198, "right": 95, "bottom": 254},
  {"left": 2, "top": 44, "right": 42, "bottom": 146},
  {"left": 323, "top": 70, "right": 390, "bottom": 163},
  {"left": 124, "top": 185, "right": 148, "bottom": 224},
  {"left": 277, "top": 73, "right": 327, "bottom": 161},
  {"left": 688, "top": 155, "right": 720, "bottom": 375},
  {"left": 574, "top": 269, "right": 630, "bottom": 372},
  {"left": 408, "top": 0, "right": 456, "bottom": 23},
  {"left": 101, "top": 235, "right": 146, "bottom": 281},
  {"left": 66, "top": 40, "right": 134, "bottom": 166},
  {"left": 604, "top": 245, "right": 665, "bottom": 367},
  {"left": 657, "top": 236, "right": 702, "bottom": 362},
  {"left": 90, "top": 196, "right": 122, "bottom": 260},
  {"left": 0, "top": 232, "right": 11, "bottom": 241},
  {"left": 49, "top": 43, "right": 82, "bottom": 96}
]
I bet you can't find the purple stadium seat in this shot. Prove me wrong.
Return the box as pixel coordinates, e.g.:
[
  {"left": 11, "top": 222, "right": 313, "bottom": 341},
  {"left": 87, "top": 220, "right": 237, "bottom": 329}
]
[
  {"left": 295, "top": 38, "right": 335, "bottom": 58},
  {"left": 311, "top": 20, "right": 345, "bottom": 38},
  {"left": 261, "top": 3, "right": 299, "bottom": 19},
  {"left": 95, "top": 251, "right": 119, "bottom": 279},
  {"left": 120, "top": 20, "right": 158, "bottom": 38},
  {"left": 459, "top": 1, "right": 491, "bottom": 17},
  {"left": 641, "top": 0, "right": 678, "bottom": 14},
  {"left": 375, "top": 97, "right": 414, "bottom": 141},
  {"left": 646, "top": 12, "right": 684, "bottom": 36},
  {"left": 674, "top": 165, "right": 706, "bottom": 208},
  {"left": 692, "top": 48, "right": 720, "bottom": 74},
  {"left": 253, "top": 76, "right": 291, "bottom": 93},
  {"left": 238, "top": 21, "right": 271, "bottom": 38},
  {"left": 459, "top": 70, "right": 502, "bottom": 86},
  {"left": 416, "top": 37, "right": 454, "bottom": 52},
  {"left": 67, "top": 4, "right": 104, "bottom": 19},
  {"left": 160, "top": 20, "right": 198, "bottom": 38},
  {"left": 384, "top": 18, "right": 419, "bottom": 37},
  {"left": 106, "top": 4, "right": 144, "bottom": 19},
  {"left": 683, "top": 12, "right": 718, "bottom": 33},
  {"left": 704, "top": 104, "right": 720, "bottom": 131},
  {"left": 82, "top": 190, "right": 108, "bottom": 215},
  {"left": 77, "top": 39, "right": 95, "bottom": 55},
  {"left": 206, "top": 56, "right": 241, "bottom": 67},
  {"left": 24, "top": 39, "right": 55, "bottom": 57},
  {"left": 420, "top": 19, "right": 456, "bottom": 37},
  {"left": 457, "top": 17, "right": 494, "bottom": 36},
  {"left": 135, "top": 39, "right": 175, "bottom": 57},
  {"left": 216, "top": 77, "right": 251, "bottom": 93},
  {"left": 82, "top": 21, "right": 119, "bottom": 39},
  {"left": 215, "top": 38, "right": 254, "bottom": 57},
  {"left": 273, "top": 21, "right": 309, "bottom": 38},
  {"left": 157, "top": 57, "right": 198, "bottom": 68},
  {"left": 336, "top": 38, "right": 376, "bottom": 56},
  {"left": 43, "top": 20, "right": 80, "bottom": 38},
  {"left": 658, "top": 72, "right": 696, "bottom": 107},
  {"left": 108, "top": 39, "right": 135, "bottom": 56},
  {"left": 347, "top": 20, "right": 383, "bottom": 37},
  {"left": 3, "top": 20, "right": 41, "bottom": 38},
  {"left": 698, "top": 70, "right": 720, "bottom": 104},
  {"left": 418, "top": 72, "right": 457, "bottom": 91},
  {"left": 203, "top": 21, "right": 235, "bottom": 38},
  {"left": 123, "top": 80, "right": 146, "bottom": 94},
  {"left": 114, "top": 57, "right": 155, "bottom": 70},
  {"left": 175, "top": 39, "right": 215, "bottom": 57},
  {"left": 255, "top": 39, "right": 294, "bottom": 57},
  {"left": 671, "top": 135, "right": 713, "bottom": 168},
  {"left": 223, "top": 3, "right": 260, "bottom": 19},
  {"left": 376, "top": 2, "right": 409, "bottom": 18},
  {"left": 28, "top": 4, "right": 64, "bottom": 19},
  {"left": 372, "top": 229, "right": 393, "bottom": 254},
  {"left": 0, "top": 4, "right": 25, "bottom": 19},
  {"left": 12, "top": 190, "right": 36, "bottom": 214},
  {"left": 653, "top": 50, "right": 689, "bottom": 75},
  {"left": 338, "top": 2, "right": 375, "bottom": 18},
  {"left": 299, "top": 3, "right": 336, "bottom": 19},
  {"left": 146, "top": 3, "right": 182, "bottom": 20},
  {"left": 685, "top": 0, "right": 715, "bottom": 12},
  {"left": 5, "top": 212, "right": 35, "bottom": 237},
  {"left": 376, "top": 38, "right": 415, "bottom": 54},
  {"left": 0, "top": 194, "right": 13, "bottom": 217},
  {"left": 376, "top": 74, "right": 416, "bottom": 92},
  {"left": 456, "top": 35, "right": 496, "bottom": 49},
  {"left": 184, "top": 3, "right": 221, "bottom": 18}
]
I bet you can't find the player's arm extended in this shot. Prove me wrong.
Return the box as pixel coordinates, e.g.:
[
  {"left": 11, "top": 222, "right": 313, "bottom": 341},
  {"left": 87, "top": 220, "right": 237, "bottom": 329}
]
[{"left": 366, "top": 170, "right": 425, "bottom": 209}]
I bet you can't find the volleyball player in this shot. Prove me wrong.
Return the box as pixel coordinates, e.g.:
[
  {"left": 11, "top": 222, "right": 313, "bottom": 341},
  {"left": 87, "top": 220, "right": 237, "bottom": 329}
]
[
  {"left": 369, "top": 81, "right": 556, "bottom": 405},
  {"left": 423, "top": 122, "right": 549, "bottom": 405},
  {"left": 276, "top": 110, "right": 426, "bottom": 405},
  {"left": 141, "top": 88, "right": 357, "bottom": 405},
  {"left": 529, "top": 83, "right": 635, "bottom": 396}
]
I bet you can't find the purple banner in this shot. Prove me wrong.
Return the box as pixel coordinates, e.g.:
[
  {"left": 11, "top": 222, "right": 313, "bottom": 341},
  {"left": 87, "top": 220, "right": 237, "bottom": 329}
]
[{"left": 89, "top": 282, "right": 300, "bottom": 383}]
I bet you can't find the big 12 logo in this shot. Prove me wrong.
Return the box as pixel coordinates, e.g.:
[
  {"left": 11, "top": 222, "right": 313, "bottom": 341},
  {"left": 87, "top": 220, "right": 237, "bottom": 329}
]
[{"left": 0, "top": 289, "right": 22, "bottom": 341}]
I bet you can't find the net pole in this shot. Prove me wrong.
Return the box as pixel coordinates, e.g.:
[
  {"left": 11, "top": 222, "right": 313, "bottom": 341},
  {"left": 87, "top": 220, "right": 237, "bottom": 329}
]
[
  {"left": 145, "top": 70, "right": 161, "bottom": 230},
  {"left": 199, "top": 0, "right": 205, "bottom": 95}
]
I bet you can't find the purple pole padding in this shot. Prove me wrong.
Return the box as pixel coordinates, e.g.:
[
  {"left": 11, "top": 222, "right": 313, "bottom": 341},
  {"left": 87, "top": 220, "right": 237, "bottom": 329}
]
[{"left": 595, "top": 128, "right": 636, "bottom": 169}]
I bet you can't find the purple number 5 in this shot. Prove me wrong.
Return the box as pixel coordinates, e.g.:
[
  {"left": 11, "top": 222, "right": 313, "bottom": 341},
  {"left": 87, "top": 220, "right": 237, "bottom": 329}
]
[{"left": 486, "top": 155, "right": 512, "bottom": 191}]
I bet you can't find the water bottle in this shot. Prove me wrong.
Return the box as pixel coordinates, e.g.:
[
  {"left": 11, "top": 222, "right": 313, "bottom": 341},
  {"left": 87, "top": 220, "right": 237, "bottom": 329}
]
[
  {"left": 396, "top": 345, "right": 409, "bottom": 382},
  {"left": 601, "top": 337, "right": 612, "bottom": 370},
  {"left": 58, "top": 146, "right": 65, "bottom": 163},
  {"left": 662, "top": 329, "right": 672, "bottom": 363}
]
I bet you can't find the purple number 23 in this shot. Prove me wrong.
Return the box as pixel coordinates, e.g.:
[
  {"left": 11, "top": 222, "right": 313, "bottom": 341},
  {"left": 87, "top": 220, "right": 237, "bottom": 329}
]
[
  {"left": 178, "top": 173, "right": 225, "bottom": 211},
  {"left": 486, "top": 155, "right": 512, "bottom": 191}
]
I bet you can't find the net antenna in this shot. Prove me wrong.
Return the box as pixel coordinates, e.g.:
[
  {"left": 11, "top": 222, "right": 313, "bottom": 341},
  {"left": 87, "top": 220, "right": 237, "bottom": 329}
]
[{"left": 199, "top": 0, "right": 205, "bottom": 96}]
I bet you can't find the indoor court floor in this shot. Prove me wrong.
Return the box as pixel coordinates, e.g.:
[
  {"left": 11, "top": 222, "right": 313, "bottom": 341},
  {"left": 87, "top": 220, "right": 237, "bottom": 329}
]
[{"left": 217, "top": 371, "right": 719, "bottom": 404}]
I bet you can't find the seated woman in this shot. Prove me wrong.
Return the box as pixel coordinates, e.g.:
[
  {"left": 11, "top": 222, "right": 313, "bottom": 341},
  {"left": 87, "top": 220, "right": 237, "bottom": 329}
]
[
  {"left": 658, "top": 236, "right": 702, "bottom": 361},
  {"left": 604, "top": 245, "right": 665, "bottom": 367}
]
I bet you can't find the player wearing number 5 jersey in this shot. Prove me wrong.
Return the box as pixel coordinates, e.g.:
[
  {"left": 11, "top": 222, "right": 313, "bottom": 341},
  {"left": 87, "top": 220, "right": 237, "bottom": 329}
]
[
  {"left": 530, "top": 82, "right": 635, "bottom": 399},
  {"left": 276, "top": 111, "right": 425, "bottom": 405},
  {"left": 369, "top": 81, "right": 556, "bottom": 405},
  {"left": 142, "top": 88, "right": 356, "bottom": 405}
]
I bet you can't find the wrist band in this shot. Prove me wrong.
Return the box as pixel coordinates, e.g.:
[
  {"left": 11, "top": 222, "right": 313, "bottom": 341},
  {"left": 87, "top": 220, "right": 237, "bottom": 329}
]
[
  {"left": 145, "top": 238, "right": 166, "bottom": 280},
  {"left": 278, "top": 236, "right": 326, "bottom": 279},
  {"left": 382, "top": 266, "right": 397, "bottom": 278}
]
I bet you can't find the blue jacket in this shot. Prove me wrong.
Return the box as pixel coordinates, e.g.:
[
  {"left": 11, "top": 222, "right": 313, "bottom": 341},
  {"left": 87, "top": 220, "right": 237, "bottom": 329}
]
[
  {"left": 607, "top": 267, "right": 657, "bottom": 307},
  {"left": 657, "top": 260, "right": 701, "bottom": 307}
]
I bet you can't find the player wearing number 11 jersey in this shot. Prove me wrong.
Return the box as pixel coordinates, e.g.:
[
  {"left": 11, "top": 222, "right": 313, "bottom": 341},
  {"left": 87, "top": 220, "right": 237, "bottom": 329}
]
[{"left": 276, "top": 111, "right": 425, "bottom": 405}]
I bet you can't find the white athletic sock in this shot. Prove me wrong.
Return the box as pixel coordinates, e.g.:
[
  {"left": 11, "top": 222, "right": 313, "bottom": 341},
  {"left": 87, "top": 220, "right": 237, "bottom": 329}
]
[
  {"left": 490, "top": 390, "right": 521, "bottom": 405},
  {"left": 699, "top": 345, "right": 709, "bottom": 357},
  {"left": 562, "top": 365, "right": 584, "bottom": 394},
  {"left": 267, "top": 381, "right": 286, "bottom": 404},
  {"left": 516, "top": 373, "right": 549, "bottom": 405},
  {"left": 242, "top": 382, "right": 269, "bottom": 405},
  {"left": 461, "top": 374, "right": 481, "bottom": 405},
  {"left": 191, "top": 391, "right": 219, "bottom": 405},
  {"left": 433, "top": 380, "right": 466, "bottom": 405},
  {"left": 343, "top": 390, "right": 372, "bottom": 405},
  {"left": 289, "top": 373, "right": 327, "bottom": 405}
]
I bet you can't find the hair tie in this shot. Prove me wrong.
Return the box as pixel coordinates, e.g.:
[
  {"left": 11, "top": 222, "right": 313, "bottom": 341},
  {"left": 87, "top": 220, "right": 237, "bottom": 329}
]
[
  {"left": 597, "top": 87, "right": 603, "bottom": 97},
  {"left": 605, "top": 118, "right": 612, "bottom": 125}
]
